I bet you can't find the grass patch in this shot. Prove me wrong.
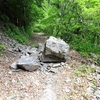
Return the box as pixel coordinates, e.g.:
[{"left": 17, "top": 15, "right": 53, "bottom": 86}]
[
  {"left": 74, "top": 65, "right": 96, "bottom": 77},
  {"left": 31, "top": 43, "right": 37, "bottom": 48},
  {"left": 1, "top": 23, "right": 29, "bottom": 44}
]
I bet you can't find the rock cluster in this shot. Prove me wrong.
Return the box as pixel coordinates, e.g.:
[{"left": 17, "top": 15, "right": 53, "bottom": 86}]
[{"left": 10, "top": 36, "right": 70, "bottom": 72}]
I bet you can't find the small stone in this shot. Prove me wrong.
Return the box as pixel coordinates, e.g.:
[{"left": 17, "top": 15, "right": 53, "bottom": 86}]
[
  {"left": 48, "top": 63, "right": 53, "bottom": 68},
  {"left": 65, "top": 88, "right": 70, "bottom": 93},
  {"left": 12, "top": 79, "right": 16, "bottom": 83},
  {"left": 53, "top": 63, "right": 61, "bottom": 68},
  {"left": 61, "top": 62, "right": 65, "bottom": 66},
  {"left": 91, "top": 64, "right": 96, "bottom": 68},
  {"left": 65, "top": 77, "right": 71, "bottom": 83},
  {"left": 49, "top": 68, "right": 58, "bottom": 73},
  {"left": 86, "top": 87, "right": 94, "bottom": 94},
  {"left": 97, "top": 74, "right": 100, "bottom": 80},
  {"left": 94, "top": 90, "right": 100, "bottom": 98},
  {"left": 64, "top": 64, "right": 70, "bottom": 69},
  {"left": 11, "top": 69, "right": 22, "bottom": 72},
  {"left": 6, "top": 58, "right": 9, "bottom": 63},
  {"left": 34, "top": 80, "right": 40, "bottom": 86},
  {"left": 8, "top": 70, "right": 12, "bottom": 74},
  {"left": 4, "top": 81, "right": 8, "bottom": 86}
]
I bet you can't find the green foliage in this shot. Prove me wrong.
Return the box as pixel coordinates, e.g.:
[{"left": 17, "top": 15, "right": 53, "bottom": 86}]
[
  {"left": 2, "top": 23, "right": 28, "bottom": 44},
  {"left": 38, "top": 0, "right": 82, "bottom": 37},
  {"left": 35, "top": 0, "right": 100, "bottom": 62},
  {"left": 74, "top": 65, "right": 96, "bottom": 77},
  {"left": 31, "top": 43, "right": 37, "bottom": 47},
  {"left": 0, "top": 0, "right": 43, "bottom": 38}
]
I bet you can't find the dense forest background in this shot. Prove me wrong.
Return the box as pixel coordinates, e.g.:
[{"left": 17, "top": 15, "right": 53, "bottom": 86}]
[{"left": 0, "top": 0, "right": 100, "bottom": 63}]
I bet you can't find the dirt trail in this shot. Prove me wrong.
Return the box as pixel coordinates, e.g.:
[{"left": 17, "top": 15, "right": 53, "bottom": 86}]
[{"left": 0, "top": 33, "right": 100, "bottom": 100}]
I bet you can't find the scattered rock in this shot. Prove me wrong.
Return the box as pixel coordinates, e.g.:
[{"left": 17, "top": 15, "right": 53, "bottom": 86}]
[
  {"left": 10, "top": 36, "right": 70, "bottom": 72},
  {"left": 17, "top": 56, "right": 39, "bottom": 71}
]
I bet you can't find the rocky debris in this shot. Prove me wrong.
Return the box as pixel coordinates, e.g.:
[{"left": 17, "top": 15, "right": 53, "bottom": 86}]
[{"left": 10, "top": 36, "right": 70, "bottom": 72}]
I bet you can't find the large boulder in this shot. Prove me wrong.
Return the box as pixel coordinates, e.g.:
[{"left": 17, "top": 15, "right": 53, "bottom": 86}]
[
  {"left": 14, "top": 56, "right": 39, "bottom": 71},
  {"left": 40, "top": 36, "right": 69, "bottom": 62}
]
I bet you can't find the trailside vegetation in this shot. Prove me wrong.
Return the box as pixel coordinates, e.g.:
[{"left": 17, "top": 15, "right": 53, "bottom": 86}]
[{"left": 0, "top": 0, "right": 43, "bottom": 43}]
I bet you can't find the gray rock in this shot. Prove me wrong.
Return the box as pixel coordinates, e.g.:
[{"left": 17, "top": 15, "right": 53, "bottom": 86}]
[
  {"left": 41, "top": 36, "right": 69, "bottom": 62},
  {"left": 17, "top": 56, "right": 39, "bottom": 71}
]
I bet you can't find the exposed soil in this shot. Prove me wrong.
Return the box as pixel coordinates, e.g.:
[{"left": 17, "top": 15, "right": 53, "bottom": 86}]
[{"left": 0, "top": 32, "right": 100, "bottom": 100}]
